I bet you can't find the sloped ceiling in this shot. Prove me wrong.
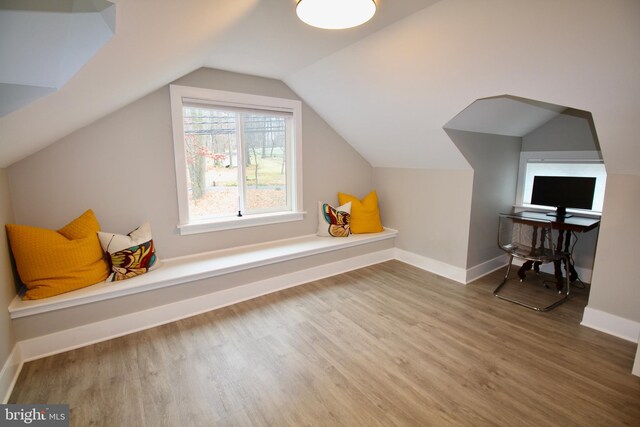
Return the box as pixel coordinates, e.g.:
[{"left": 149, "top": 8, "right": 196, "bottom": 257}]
[
  {"left": 285, "top": 0, "right": 640, "bottom": 173},
  {"left": 1, "top": 0, "right": 639, "bottom": 175},
  {"left": 204, "top": 0, "right": 438, "bottom": 79},
  {"left": 0, "top": 0, "right": 260, "bottom": 167},
  {"left": 0, "top": 0, "right": 115, "bottom": 117},
  {"left": 444, "top": 96, "right": 566, "bottom": 138},
  {"left": 0, "top": 0, "right": 437, "bottom": 168}
]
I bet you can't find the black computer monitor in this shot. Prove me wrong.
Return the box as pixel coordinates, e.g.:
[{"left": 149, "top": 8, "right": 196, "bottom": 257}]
[{"left": 530, "top": 176, "right": 596, "bottom": 218}]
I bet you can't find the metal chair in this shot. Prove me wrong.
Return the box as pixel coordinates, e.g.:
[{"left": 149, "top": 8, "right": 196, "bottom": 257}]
[{"left": 493, "top": 214, "right": 570, "bottom": 312}]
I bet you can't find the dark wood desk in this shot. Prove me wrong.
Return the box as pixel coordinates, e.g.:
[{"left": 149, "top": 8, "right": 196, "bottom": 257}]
[
  {"left": 511, "top": 211, "right": 600, "bottom": 289},
  {"left": 511, "top": 211, "right": 600, "bottom": 233}
]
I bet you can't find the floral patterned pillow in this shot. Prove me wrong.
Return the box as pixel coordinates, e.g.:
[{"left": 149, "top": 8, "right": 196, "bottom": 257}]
[
  {"left": 317, "top": 201, "right": 351, "bottom": 237},
  {"left": 98, "top": 222, "right": 158, "bottom": 282}
]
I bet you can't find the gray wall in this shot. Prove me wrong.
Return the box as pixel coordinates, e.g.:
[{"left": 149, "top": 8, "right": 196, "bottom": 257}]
[
  {"left": 446, "top": 130, "right": 522, "bottom": 268},
  {"left": 7, "top": 68, "right": 374, "bottom": 259},
  {"left": 588, "top": 174, "right": 640, "bottom": 323},
  {"left": 373, "top": 167, "right": 473, "bottom": 269},
  {"left": 522, "top": 112, "right": 599, "bottom": 152},
  {"left": 0, "top": 169, "right": 17, "bottom": 374}
]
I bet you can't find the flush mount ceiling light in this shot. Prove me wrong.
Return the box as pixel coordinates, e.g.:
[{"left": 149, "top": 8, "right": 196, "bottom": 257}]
[{"left": 296, "top": 0, "right": 376, "bottom": 30}]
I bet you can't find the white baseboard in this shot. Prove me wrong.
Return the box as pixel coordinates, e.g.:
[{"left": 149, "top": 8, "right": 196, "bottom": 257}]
[
  {"left": 465, "top": 255, "right": 508, "bottom": 284},
  {"left": 0, "top": 345, "right": 22, "bottom": 403},
  {"left": 395, "top": 249, "right": 467, "bottom": 284},
  {"left": 394, "top": 249, "right": 506, "bottom": 284},
  {"left": 633, "top": 339, "right": 640, "bottom": 377},
  {"left": 581, "top": 306, "right": 640, "bottom": 343},
  {"left": 18, "top": 248, "right": 395, "bottom": 362}
]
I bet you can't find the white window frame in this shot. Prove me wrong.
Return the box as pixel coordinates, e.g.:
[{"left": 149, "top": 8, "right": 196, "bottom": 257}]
[
  {"left": 514, "top": 150, "right": 606, "bottom": 217},
  {"left": 170, "top": 85, "right": 304, "bottom": 235}
]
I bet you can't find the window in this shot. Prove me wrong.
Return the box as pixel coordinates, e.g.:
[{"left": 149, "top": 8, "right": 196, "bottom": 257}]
[
  {"left": 170, "top": 85, "right": 303, "bottom": 234},
  {"left": 515, "top": 151, "right": 606, "bottom": 214}
]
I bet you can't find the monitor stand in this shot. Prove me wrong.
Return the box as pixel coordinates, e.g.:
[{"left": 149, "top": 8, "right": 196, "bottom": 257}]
[{"left": 545, "top": 207, "right": 573, "bottom": 219}]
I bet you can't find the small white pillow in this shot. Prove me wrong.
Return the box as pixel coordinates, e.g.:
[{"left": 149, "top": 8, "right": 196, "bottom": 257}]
[
  {"left": 317, "top": 201, "right": 351, "bottom": 237},
  {"left": 98, "top": 222, "right": 159, "bottom": 282}
]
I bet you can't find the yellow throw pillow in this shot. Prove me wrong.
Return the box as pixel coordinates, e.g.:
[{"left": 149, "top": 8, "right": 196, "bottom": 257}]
[
  {"left": 6, "top": 210, "right": 110, "bottom": 300},
  {"left": 338, "top": 191, "right": 384, "bottom": 234}
]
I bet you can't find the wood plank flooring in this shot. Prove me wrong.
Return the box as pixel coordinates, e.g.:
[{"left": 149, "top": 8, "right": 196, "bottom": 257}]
[{"left": 9, "top": 260, "right": 640, "bottom": 426}]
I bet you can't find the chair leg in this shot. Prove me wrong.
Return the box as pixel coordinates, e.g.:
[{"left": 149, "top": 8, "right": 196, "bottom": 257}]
[
  {"left": 494, "top": 256, "right": 570, "bottom": 312},
  {"left": 493, "top": 256, "right": 513, "bottom": 296},
  {"left": 504, "top": 255, "right": 513, "bottom": 281}
]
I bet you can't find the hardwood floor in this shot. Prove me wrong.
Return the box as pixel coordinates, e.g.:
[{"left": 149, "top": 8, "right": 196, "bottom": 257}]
[{"left": 10, "top": 260, "right": 640, "bottom": 426}]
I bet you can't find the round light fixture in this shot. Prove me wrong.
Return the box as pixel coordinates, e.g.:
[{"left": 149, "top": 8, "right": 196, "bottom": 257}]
[{"left": 296, "top": 0, "right": 376, "bottom": 30}]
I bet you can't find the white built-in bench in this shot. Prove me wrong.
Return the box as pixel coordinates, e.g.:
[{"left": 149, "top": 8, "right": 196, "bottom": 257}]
[
  {"left": 9, "top": 229, "right": 398, "bottom": 360},
  {"left": 9, "top": 229, "right": 397, "bottom": 321}
]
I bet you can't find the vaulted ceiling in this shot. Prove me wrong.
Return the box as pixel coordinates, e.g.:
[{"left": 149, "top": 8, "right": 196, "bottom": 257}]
[
  {"left": 0, "top": 0, "right": 115, "bottom": 117},
  {"left": 1, "top": 0, "right": 639, "bottom": 174},
  {"left": 0, "top": 0, "right": 437, "bottom": 167}
]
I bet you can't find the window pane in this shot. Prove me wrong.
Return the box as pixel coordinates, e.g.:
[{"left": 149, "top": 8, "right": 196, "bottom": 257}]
[
  {"left": 523, "top": 161, "right": 607, "bottom": 212},
  {"left": 171, "top": 85, "right": 303, "bottom": 233},
  {"left": 242, "top": 113, "right": 288, "bottom": 213},
  {"left": 183, "top": 107, "right": 240, "bottom": 219}
]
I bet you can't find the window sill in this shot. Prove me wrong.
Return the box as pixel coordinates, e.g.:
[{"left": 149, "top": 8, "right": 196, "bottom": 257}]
[{"left": 177, "top": 211, "right": 306, "bottom": 235}]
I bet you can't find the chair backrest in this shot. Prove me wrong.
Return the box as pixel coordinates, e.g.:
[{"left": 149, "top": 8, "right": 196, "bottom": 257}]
[{"left": 497, "top": 214, "right": 557, "bottom": 262}]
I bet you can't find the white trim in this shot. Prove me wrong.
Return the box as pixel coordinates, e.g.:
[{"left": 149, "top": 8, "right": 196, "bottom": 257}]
[
  {"left": 581, "top": 307, "right": 640, "bottom": 343},
  {"left": 633, "top": 337, "right": 640, "bottom": 377},
  {"left": 177, "top": 211, "right": 305, "bottom": 235},
  {"left": 393, "top": 249, "right": 587, "bottom": 285},
  {"left": 464, "top": 254, "right": 508, "bottom": 284},
  {"left": 9, "top": 229, "right": 398, "bottom": 319},
  {"left": 0, "top": 345, "right": 22, "bottom": 403},
  {"left": 395, "top": 248, "right": 467, "bottom": 284},
  {"left": 394, "top": 250, "right": 506, "bottom": 285},
  {"left": 17, "top": 248, "right": 395, "bottom": 362},
  {"left": 170, "top": 85, "right": 190, "bottom": 227},
  {"left": 169, "top": 85, "right": 303, "bottom": 234}
]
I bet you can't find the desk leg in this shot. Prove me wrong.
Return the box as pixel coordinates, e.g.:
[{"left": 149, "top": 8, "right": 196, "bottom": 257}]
[
  {"left": 553, "top": 260, "right": 564, "bottom": 291},
  {"left": 562, "top": 231, "right": 578, "bottom": 282},
  {"left": 554, "top": 231, "right": 566, "bottom": 291},
  {"left": 518, "top": 261, "right": 533, "bottom": 281}
]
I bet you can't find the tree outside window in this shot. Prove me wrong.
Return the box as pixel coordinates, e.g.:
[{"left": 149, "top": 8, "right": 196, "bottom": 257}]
[
  {"left": 170, "top": 85, "right": 303, "bottom": 234},
  {"left": 182, "top": 106, "right": 290, "bottom": 220}
]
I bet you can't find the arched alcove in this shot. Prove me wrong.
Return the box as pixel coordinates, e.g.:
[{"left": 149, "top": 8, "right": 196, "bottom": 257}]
[{"left": 444, "top": 94, "right": 604, "bottom": 289}]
